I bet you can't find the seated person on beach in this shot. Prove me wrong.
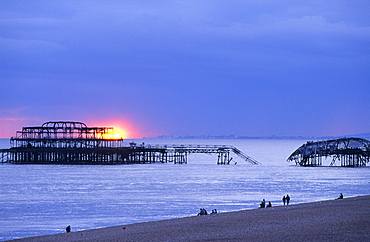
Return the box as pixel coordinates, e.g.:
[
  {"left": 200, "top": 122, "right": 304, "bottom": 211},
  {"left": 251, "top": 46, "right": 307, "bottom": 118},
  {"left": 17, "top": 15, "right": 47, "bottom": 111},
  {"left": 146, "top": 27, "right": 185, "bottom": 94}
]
[
  {"left": 211, "top": 209, "right": 217, "bottom": 214},
  {"left": 260, "top": 199, "right": 266, "bottom": 208},
  {"left": 337, "top": 193, "right": 344, "bottom": 199},
  {"left": 266, "top": 201, "right": 272, "bottom": 207},
  {"left": 198, "top": 208, "right": 208, "bottom": 215}
]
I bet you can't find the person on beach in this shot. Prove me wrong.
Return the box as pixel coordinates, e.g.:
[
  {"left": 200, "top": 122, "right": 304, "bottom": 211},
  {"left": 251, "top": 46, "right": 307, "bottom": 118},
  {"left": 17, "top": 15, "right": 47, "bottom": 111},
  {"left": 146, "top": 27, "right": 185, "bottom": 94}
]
[
  {"left": 260, "top": 199, "right": 266, "bottom": 208},
  {"left": 198, "top": 208, "right": 208, "bottom": 215},
  {"left": 286, "top": 194, "right": 290, "bottom": 205},
  {"left": 282, "top": 196, "right": 286, "bottom": 205},
  {"left": 337, "top": 193, "right": 344, "bottom": 199},
  {"left": 66, "top": 225, "right": 71, "bottom": 233},
  {"left": 211, "top": 209, "right": 218, "bottom": 214},
  {"left": 266, "top": 201, "right": 272, "bottom": 207}
]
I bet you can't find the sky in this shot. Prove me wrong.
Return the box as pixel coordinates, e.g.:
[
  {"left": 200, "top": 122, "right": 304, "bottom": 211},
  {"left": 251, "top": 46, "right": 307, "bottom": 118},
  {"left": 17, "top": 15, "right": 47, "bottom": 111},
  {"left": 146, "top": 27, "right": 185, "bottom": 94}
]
[{"left": 0, "top": 0, "right": 369, "bottom": 138}]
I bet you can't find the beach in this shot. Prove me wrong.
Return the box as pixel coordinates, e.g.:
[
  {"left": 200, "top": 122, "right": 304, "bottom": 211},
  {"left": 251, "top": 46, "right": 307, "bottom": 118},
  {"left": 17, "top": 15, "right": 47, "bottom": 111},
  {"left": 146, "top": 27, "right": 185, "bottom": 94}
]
[{"left": 10, "top": 195, "right": 370, "bottom": 242}]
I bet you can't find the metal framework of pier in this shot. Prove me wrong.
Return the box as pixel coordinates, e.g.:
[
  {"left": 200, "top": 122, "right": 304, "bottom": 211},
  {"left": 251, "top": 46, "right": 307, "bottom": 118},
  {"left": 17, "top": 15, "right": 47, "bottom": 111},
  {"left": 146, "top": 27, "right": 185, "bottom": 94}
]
[
  {"left": 287, "top": 138, "right": 370, "bottom": 167},
  {"left": 0, "top": 121, "right": 259, "bottom": 165}
]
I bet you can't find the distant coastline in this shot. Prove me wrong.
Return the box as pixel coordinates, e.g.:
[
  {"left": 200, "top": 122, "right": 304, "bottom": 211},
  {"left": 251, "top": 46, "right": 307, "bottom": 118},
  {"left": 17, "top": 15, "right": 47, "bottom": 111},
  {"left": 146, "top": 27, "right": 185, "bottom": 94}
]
[
  {"left": 1, "top": 133, "right": 369, "bottom": 142},
  {"left": 144, "top": 133, "right": 370, "bottom": 140}
]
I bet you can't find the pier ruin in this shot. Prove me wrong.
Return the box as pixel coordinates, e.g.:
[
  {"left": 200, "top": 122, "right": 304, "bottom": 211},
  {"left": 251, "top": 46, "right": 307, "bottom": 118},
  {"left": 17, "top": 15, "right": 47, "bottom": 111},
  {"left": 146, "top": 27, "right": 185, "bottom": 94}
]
[
  {"left": 0, "top": 121, "right": 259, "bottom": 165},
  {"left": 287, "top": 138, "right": 370, "bottom": 167}
]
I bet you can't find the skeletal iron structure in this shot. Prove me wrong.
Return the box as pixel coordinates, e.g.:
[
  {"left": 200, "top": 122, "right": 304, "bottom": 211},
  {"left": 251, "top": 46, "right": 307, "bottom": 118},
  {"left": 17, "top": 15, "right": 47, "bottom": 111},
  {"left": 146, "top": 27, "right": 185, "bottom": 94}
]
[
  {"left": 287, "top": 138, "right": 370, "bottom": 167},
  {"left": 0, "top": 121, "right": 259, "bottom": 165}
]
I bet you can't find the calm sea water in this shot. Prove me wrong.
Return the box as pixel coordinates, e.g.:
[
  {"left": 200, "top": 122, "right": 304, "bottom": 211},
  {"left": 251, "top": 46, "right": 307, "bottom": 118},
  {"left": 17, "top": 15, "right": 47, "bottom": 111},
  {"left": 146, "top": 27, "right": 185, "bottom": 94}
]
[{"left": 0, "top": 138, "right": 369, "bottom": 241}]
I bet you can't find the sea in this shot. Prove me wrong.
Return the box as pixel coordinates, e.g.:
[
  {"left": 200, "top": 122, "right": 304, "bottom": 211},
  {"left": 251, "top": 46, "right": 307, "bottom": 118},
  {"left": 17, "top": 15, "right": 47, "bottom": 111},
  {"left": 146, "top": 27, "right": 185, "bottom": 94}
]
[{"left": 0, "top": 138, "right": 369, "bottom": 241}]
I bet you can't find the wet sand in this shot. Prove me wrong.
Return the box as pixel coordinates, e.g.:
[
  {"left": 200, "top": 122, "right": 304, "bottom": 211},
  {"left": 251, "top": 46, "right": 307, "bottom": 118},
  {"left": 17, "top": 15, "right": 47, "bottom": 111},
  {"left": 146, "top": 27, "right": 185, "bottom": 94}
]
[{"left": 10, "top": 195, "right": 370, "bottom": 242}]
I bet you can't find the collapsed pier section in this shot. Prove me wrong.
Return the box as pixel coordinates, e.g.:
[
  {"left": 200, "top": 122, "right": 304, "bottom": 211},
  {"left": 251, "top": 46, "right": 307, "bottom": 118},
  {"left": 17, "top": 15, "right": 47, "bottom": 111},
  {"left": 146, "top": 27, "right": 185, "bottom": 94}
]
[{"left": 287, "top": 138, "right": 370, "bottom": 167}]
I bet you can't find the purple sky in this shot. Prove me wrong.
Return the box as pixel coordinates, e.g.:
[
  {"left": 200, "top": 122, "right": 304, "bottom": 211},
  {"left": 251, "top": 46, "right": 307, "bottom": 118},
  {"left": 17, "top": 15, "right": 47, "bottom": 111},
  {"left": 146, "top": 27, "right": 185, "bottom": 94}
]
[{"left": 1, "top": 1, "right": 369, "bottom": 138}]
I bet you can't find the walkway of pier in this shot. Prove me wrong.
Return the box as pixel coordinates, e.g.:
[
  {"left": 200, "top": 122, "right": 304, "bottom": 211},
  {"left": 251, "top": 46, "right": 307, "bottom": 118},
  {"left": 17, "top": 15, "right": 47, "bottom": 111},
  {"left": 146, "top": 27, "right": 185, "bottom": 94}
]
[
  {"left": 0, "top": 144, "right": 259, "bottom": 165},
  {"left": 135, "top": 144, "right": 260, "bottom": 165}
]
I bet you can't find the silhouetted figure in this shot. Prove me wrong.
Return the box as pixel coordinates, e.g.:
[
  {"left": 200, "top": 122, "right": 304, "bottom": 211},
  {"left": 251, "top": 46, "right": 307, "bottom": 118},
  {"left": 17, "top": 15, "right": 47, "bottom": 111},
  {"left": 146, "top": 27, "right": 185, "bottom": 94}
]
[
  {"left": 197, "top": 208, "right": 208, "bottom": 216},
  {"left": 266, "top": 201, "right": 272, "bottom": 207},
  {"left": 66, "top": 225, "right": 71, "bottom": 233},
  {"left": 337, "top": 193, "right": 344, "bottom": 199},
  {"left": 211, "top": 209, "right": 218, "bottom": 214},
  {"left": 286, "top": 194, "right": 290, "bottom": 205},
  {"left": 260, "top": 199, "right": 266, "bottom": 208},
  {"left": 282, "top": 196, "right": 286, "bottom": 205}
]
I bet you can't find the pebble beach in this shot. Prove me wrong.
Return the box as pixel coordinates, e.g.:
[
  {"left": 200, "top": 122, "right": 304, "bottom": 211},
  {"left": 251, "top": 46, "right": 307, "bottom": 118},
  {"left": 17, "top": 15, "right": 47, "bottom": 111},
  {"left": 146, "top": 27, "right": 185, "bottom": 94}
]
[{"left": 10, "top": 195, "right": 370, "bottom": 242}]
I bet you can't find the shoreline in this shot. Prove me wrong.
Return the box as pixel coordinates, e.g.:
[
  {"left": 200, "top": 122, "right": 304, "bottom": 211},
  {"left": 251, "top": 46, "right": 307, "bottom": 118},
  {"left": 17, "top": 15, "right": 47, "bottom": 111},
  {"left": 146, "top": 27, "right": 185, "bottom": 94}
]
[{"left": 10, "top": 195, "right": 370, "bottom": 242}]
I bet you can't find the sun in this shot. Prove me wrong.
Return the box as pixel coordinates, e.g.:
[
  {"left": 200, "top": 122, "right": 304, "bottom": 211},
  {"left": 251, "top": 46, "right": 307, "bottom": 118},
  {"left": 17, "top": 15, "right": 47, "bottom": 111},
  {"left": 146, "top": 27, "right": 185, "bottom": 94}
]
[
  {"left": 89, "top": 119, "right": 138, "bottom": 139},
  {"left": 103, "top": 127, "right": 127, "bottom": 140},
  {"left": 111, "top": 127, "right": 128, "bottom": 139}
]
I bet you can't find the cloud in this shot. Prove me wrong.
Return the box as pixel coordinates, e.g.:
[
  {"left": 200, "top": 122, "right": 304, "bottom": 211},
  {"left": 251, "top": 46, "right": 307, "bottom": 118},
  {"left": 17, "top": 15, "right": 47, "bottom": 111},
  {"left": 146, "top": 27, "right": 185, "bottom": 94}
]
[{"left": 0, "top": 1, "right": 369, "bottom": 137}]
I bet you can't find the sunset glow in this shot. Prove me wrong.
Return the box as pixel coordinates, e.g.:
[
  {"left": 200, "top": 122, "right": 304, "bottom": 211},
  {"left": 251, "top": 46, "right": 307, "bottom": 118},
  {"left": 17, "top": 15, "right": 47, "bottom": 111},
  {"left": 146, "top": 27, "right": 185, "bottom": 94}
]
[
  {"left": 89, "top": 119, "right": 137, "bottom": 139},
  {"left": 108, "top": 127, "right": 127, "bottom": 139},
  {"left": 98, "top": 127, "right": 127, "bottom": 140}
]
